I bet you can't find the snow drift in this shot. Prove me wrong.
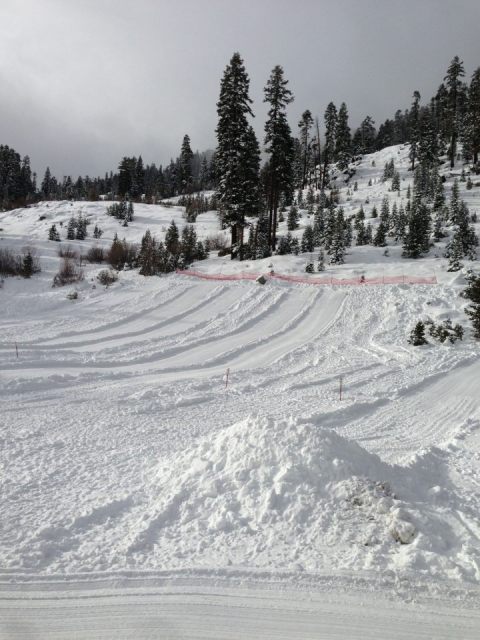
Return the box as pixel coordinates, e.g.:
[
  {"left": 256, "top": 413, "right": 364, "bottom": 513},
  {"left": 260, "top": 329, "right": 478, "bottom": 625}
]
[{"left": 125, "top": 415, "right": 480, "bottom": 582}]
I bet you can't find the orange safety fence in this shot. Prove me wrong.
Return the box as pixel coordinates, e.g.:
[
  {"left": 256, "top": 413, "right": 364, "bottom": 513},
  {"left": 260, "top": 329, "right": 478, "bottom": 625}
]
[{"left": 176, "top": 269, "right": 437, "bottom": 286}]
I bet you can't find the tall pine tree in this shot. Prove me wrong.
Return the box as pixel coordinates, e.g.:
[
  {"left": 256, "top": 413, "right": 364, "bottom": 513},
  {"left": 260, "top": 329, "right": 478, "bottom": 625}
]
[{"left": 264, "top": 65, "right": 294, "bottom": 251}]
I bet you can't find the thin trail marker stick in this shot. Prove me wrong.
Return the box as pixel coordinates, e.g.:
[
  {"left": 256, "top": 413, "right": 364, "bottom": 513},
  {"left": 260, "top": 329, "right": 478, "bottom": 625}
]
[
  {"left": 15, "top": 342, "right": 18, "bottom": 359},
  {"left": 339, "top": 375, "right": 343, "bottom": 401},
  {"left": 225, "top": 367, "right": 230, "bottom": 391}
]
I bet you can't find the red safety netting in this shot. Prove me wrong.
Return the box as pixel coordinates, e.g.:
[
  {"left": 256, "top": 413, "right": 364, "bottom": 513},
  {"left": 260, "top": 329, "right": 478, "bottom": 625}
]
[{"left": 176, "top": 269, "right": 437, "bottom": 286}]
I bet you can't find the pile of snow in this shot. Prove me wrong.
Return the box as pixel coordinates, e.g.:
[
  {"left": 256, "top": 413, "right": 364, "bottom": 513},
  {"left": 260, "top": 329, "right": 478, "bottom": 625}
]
[{"left": 125, "top": 416, "right": 479, "bottom": 581}]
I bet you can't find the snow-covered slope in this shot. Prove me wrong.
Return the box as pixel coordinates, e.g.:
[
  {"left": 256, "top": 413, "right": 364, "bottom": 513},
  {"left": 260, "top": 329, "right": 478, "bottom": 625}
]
[{"left": 1, "top": 146, "right": 480, "bottom": 632}]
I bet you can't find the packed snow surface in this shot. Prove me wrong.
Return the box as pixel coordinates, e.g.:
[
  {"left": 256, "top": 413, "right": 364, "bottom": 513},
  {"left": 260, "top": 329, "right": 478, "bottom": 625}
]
[{"left": 1, "top": 145, "right": 480, "bottom": 637}]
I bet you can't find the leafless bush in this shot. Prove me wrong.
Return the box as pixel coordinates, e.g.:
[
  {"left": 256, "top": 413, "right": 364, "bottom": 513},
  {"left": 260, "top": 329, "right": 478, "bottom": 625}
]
[
  {"left": 205, "top": 233, "right": 229, "bottom": 251},
  {"left": 0, "top": 248, "right": 22, "bottom": 276},
  {"left": 97, "top": 269, "right": 118, "bottom": 286},
  {"left": 86, "top": 246, "right": 105, "bottom": 263},
  {"left": 53, "top": 257, "right": 84, "bottom": 287},
  {"left": 58, "top": 245, "right": 79, "bottom": 260},
  {"left": 0, "top": 246, "right": 40, "bottom": 277}
]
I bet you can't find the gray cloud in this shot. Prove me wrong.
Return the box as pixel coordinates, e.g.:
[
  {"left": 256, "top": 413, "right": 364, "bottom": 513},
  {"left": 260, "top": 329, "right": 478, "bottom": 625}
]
[{"left": 1, "top": 0, "right": 479, "bottom": 178}]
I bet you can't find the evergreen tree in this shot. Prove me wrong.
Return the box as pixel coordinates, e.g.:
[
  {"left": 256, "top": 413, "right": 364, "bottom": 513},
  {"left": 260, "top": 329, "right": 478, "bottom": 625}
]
[
  {"left": 41, "top": 167, "right": 53, "bottom": 199},
  {"left": 391, "top": 171, "right": 400, "bottom": 192},
  {"left": 254, "top": 210, "right": 271, "bottom": 258},
  {"left": 373, "top": 220, "right": 388, "bottom": 247},
  {"left": 165, "top": 219, "right": 180, "bottom": 255},
  {"left": 353, "top": 116, "right": 376, "bottom": 154},
  {"left": 408, "top": 321, "right": 428, "bottom": 345},
  {"left": 317, "top": 249, "right": 325, "bottom": 271},
  {"left": 287, "top": 204, "right": 299, "bottom": 230},
  {"left": 402, "top": 200, "right": 430, "bottom": 258},
  {"left": 179, "top": 134, "right": 194, "bottom": 193},
  {"left": 138, "top": 229, "right": 158, "bottom": 275},
  {"left": 75, "top": 214, "right": 87, "bottom": 240},
  {"left": 323, "top": 102, "right": 337, "bottom": 186},
  {"left": 93, "top": 225, "right": 103, "bottom": 239},
  {"left": 67, "top": 217, "right": 76, "bottom": 240},
  {"left": 313, "top": 206, "right": 325, "bottom": 245},
  {"left": 447, "top": 232, "right": 464, "bottom": 271},
  {"left": 409, "top": 91, "right": 421, "bottom": 170},
  {"left": 463, "top": 67, "right": 480, "bottom": 167},
  {"left": 329, "top": 209, "right": 346, "bottom": 264},
  {"left": 242, "top": 125, "right": 261, "bottom": 218},
  {"left": 301, "top": 225, "right": 315, "bottom": 252},
  {"left": 264, "top": 64, "right": 295, "bottom": 250},
  {"left": 216, "top": 52, "right": 258, "bottom": 257},
  {"left": 199, "top": 156, "right": 209, "bottom": 190},
  {"left": 22, "top": 251, "right": 34, "bottom": 278},
  {"left": 298, "top": 110, "right": 314, "bottom": 188},
  {"left": 335, "top": 102, "right": 352, "bottom": 170},
  {"left": 444, "top": 56, "right": 466, "bottom": 168},
  {"left": 48, "top": 224, "right": 60, "bottom": 241},
  {"left": 464, "top": 274, "right": 480, "bottom": 338}
]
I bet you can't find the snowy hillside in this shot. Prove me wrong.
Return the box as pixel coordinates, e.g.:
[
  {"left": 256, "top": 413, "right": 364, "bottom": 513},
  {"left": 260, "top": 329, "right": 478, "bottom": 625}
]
[{"left": 1, "top": 145, "right": 480, "bottom": 625}]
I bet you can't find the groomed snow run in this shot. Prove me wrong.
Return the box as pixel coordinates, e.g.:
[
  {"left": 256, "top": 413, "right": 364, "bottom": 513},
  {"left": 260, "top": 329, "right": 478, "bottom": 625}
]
[{"left": 1, "top": 144, "right": 480, "bottom": 637}]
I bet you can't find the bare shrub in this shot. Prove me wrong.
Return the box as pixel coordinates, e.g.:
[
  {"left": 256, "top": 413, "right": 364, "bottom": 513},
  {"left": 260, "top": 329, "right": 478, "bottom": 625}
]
[
  {"left": 97, "top": 269, "right": 118, "bottom": 286},
  {"left": 0, "top": 248, "right": 22, "bottom": 276},
  {"left": 0, "top": 246, "right": 40, "bottom": 277},
  {"left": 107, "top": 237, "right": 137, "bottom": 270},
  {"left": 58, "top": 245, "right": 79, "bottom": 260},
  {"left": 86, "top": 246, "right": 105, "bottom": 263},
  {"left": 205, "top": 233, "right": 229, "bottom": 251},
  {"left": 53, "top": 257, "right": 84, "bottom": 287}
]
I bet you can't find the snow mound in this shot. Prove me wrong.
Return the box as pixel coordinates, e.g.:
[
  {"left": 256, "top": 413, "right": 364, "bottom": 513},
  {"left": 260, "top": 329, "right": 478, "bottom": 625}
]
[
  {"left": 125, "top": 416, "right": 480, "bottom": 582},
  {"left": 125, "top": 417, "right": 415, "bottom": 572}
]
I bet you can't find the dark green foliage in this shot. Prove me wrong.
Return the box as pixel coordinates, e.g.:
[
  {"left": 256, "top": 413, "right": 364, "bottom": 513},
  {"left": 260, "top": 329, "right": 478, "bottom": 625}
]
[
  {"left": 0, "top": 146, "right": 35, "bottom": 209},
  {"left": 402, "top": 200, "right": 430, "bottom": 259},
  {"left": 106, "top": 200, "right": 134, "bottom": 224},
  {"left": 264, "top": 64, "right": 295, "bottom": 250},
  {"left": 462, "top": 67, "right": 480, "bottom": 167},
  {"left": 329, "top": 209, "right": 346, "bottom": 264},
  {"left": 373, "top": 221, "right": 388, "bottom": 247},
  {"left": 317, "top": 249, "right": 325, "bottom": 271},
  {"left": 301, "top": 225, "right": 315, "bottom": 252},
  {"left": 464, "top": 273, "right": 480, "bottom": 338},
  {"left": 48, "top": 224, "right": 60, "bottom": 241},
  {"left": 408, "top": 321, "right": 428, "bottom": 345},
  {"left": 391, "top": 171, "right": 400, "bottom": 192},
  {"left": 276, "top": 233, "right": 293, "bottom": 255},
  {"left": 443, "top": 56, "right": 466, "bottom": 168},
  {"left": 323, "top": 102, "right": 337, "bottom": 185},
  {"left": 67, "top": 217, "right": 76, "bottom": 240},
  {"left": 427, "top": 318, "right": 464, "bottom": 343},
  {"left": 93, "top": 225, "right": 103, "bottom": 239},
  {"left": 297, "top": 110, "right": 314, "bottom": 188},
  {"left": 179, "top": 134, "right": 194, "bottom": 194},
  {"left": 382, "top": 159, "right": 395, "bottom": 181},
  {"left": 287, "top": 205, "right": 299, "bottom": 230},
  {"left": 335, "top": 102, "right": 352, "bottom": 170},
  {"left": 216, "top": 52, "right": 259, "bottom": 257},
  {"left": 165, "top": 220, "right": 180, "bottom": 255},
  {"left": 22, "top": 251, "right": 34, "bottom": 278}
]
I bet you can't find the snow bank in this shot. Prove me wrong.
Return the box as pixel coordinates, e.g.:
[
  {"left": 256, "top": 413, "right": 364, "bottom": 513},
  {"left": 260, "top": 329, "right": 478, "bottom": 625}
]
[{"left": 125, "top": 416, "right": 480, "bottom": 582}]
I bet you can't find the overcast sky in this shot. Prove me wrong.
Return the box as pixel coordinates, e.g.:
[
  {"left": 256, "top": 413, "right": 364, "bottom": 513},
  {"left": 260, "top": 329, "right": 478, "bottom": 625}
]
[{"left": 1, "top": 0, "right": 479, "bottom": 179}]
